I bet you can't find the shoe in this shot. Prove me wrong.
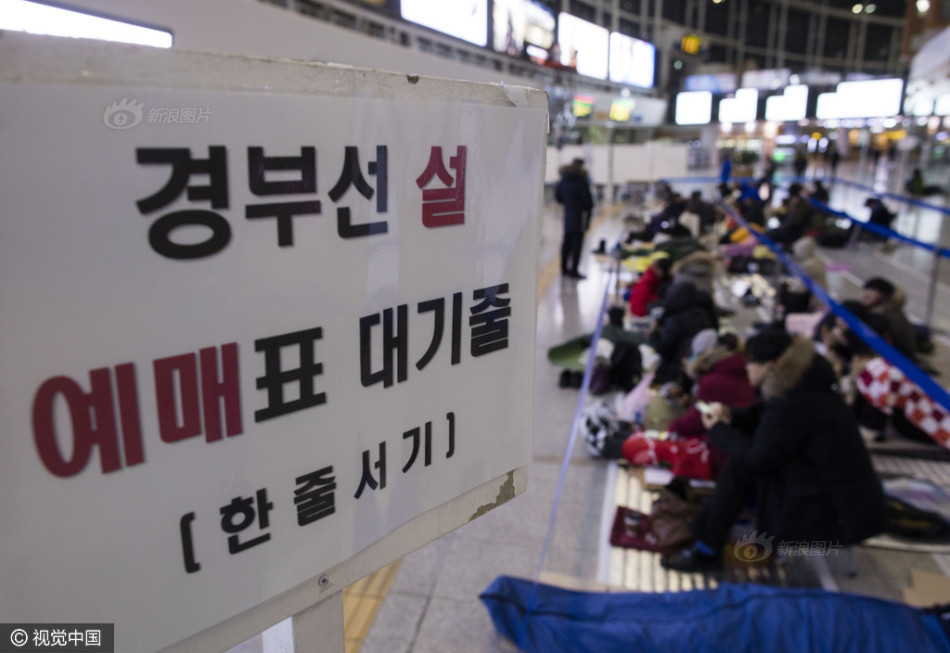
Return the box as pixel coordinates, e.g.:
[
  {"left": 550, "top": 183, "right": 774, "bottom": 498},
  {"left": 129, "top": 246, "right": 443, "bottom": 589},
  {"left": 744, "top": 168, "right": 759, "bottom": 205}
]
[
  {"left": 570, "top": 271, "right": 587, "bottom": 280},
  {"left": 592, "top": 239, "right": 608, "bottom": 255},
  {"left": 558, "top": 369, "right": 572, "bottom": 388},
  {"left": 661, "top": 543, "right": 722, "bottom": 572}
]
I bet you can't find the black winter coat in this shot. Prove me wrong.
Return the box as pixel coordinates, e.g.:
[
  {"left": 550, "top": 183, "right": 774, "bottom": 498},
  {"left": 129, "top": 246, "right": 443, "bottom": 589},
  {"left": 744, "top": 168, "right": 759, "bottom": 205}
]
[
  {"left": 708, "top": 336, "right": 886, "bottom": 546},
  {"left": 648, "top": 282, "right": 718, "bottom": 384},
  {"left": 555, "top": 165, "right": 594, "bottom": 233}
]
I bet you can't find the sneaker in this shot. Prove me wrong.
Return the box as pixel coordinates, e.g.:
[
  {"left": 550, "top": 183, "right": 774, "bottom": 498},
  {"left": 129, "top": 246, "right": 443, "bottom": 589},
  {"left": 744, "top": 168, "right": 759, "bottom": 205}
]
[{"left": 661, "top": 543, "right": 722, "bottom": 572}]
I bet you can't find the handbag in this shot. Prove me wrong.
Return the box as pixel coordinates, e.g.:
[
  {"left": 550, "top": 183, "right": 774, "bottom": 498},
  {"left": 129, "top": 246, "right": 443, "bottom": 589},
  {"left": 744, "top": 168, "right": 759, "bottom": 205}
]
[{"left": 649, "top": 488, "right": 701, "bottom": 549}]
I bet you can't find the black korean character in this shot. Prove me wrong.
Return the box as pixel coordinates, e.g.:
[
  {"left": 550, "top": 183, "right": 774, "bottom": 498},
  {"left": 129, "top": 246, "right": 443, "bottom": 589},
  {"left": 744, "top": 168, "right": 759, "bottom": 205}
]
[
  {"left": 445, "top": 411, "right": 456, "bottom": 459},
  {"left": 220, "top": 488, "right": 274, "bottom": 554},
  {"left": 415, "top": 293, "right": 463, "bottom": 370},
  {"left": 254, "top": 327, "right": 326, "bottom": 422},
  {"left": 136, "top": 146, "right": 231, "bottom": 259},
  {"left": 416, "top": 146, "right": 466, "bottom": 228},
  {"left": 359, "top": 305, "right": 407, "bottom": 388},
  {"left": 179, "top": 512, "right": 200, "bottom": 573},
  {"left": 354, "top": 442, "right": 386, "bottom": 499},
  {"left": 245, "top": 146, "right": 321, "bottom": 247},
  {"left": 469, "top": 284, "right": 511, "bottom": 356},
  {"left": 401, "top": 422, "right": 431, "bottom": 473},
  {"left": 294, "top": 466, "right": 336, "bottom": 526},
  {"left": 328, "top": 145, "right": 388, "bottom": 238}
]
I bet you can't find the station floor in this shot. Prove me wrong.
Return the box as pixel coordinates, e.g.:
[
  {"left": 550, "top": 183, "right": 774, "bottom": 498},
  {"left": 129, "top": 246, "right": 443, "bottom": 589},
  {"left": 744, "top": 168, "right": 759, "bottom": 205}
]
[{"left": 344, "top": 161, "right": 950, "bottom": 652}]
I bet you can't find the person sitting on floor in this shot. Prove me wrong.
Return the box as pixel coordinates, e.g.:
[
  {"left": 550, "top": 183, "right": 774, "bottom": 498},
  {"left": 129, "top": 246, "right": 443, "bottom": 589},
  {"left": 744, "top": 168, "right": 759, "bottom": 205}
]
[
  {"left": 809, "top": 180, "right": 830, "bottom": 204},
  {"left": 777, "top": 236, "right": 828, "bottom": 316},
  {"left": 860, "top": 277, "right": 917, "bottom": 362},
  {"left": 647, "top": 282, "right": 718, "bottom": 385},
  {"left": 858, "top": 197, "right": 896, "bottom": 244},
  {"left": 628, "top": 194, "right": 688, "bottom": 243},
  {"left": 622, "top": 331, "right": 758, "bottom": 482},
  {"left": 671, "top": 250, "right": 719, "bottom": 296},
  {"left": 905, "top": 168, "right": 945, "bottom": 198},
  {"left": 687, "top": 190, "right": 723, "bottom": 234},
  {"left": 667, "top": 331, "right": 757, "bottom": 442},
  {"left": 629, "top": 255, "right": 673, "bottom": 318},
  {"left": 662, "top": 329, "right": 886, "bottom": 572}
]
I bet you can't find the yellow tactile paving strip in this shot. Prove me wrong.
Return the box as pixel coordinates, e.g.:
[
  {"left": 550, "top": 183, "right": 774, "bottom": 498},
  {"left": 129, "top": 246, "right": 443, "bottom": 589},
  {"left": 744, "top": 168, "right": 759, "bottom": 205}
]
[
  {"left": 343, "top": 203, "right": 622, "bottom": 652},
  {"left": 342, "top": 560, "right": 402, "bottom": 653}
]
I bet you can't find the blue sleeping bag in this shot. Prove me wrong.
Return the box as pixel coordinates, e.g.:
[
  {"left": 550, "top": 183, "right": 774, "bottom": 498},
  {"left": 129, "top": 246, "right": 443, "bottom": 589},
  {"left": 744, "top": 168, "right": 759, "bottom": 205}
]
[{"left": 480, "top": 575, "right": 950, "bottom": 653}]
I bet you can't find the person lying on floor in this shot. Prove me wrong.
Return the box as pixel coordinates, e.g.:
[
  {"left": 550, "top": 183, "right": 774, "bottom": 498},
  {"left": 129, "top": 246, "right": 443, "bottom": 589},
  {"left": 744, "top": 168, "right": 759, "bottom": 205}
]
[{"left": 662, "top": 329, "right": 886, "bottom": 572}]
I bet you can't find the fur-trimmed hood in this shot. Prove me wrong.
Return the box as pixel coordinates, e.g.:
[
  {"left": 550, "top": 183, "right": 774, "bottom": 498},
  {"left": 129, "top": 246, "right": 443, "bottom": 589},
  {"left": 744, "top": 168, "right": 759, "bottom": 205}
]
[
  {"left": 671, "top": 250, "right": 718, "bottom": 279},
  {"left": 869, "top": 284, "right": 907, "bottom": 313},
  {"left": 559, "top": 163, "right": 589, "bottom": 179},
  {"left": 760, "top": 336, "right": 837, "bottom": 400}
]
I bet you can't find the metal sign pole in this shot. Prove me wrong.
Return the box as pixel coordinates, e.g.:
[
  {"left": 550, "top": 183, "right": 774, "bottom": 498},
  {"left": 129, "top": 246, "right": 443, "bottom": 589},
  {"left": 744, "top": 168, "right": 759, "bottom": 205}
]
[{"left": 287, "top": 593, "right": 344, "bottom": 653}]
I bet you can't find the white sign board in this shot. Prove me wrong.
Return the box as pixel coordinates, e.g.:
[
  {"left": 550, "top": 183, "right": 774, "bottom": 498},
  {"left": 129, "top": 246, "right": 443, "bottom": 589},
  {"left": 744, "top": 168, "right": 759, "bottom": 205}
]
[{"left": 0, "top": 36, "right": 545, "bottom": 653}]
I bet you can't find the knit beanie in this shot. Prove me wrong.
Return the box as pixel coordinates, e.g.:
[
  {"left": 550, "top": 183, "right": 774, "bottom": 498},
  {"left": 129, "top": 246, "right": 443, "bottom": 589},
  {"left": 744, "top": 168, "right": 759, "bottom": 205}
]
[
  {"left": 691, "top": 329, "right": 719, "bottom": 357},
  {"left": 863, "top": 277, "right": 895, "bottom": 297},
  {"left": 745, "top": 329, "right": 792, "bottom": 364}
]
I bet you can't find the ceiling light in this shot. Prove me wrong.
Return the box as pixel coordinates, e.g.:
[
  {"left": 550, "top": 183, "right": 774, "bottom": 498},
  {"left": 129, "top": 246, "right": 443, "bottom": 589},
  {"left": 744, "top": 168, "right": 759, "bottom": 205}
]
[{"left": 852, "top": 3, "right": 863, "bottom": 13}]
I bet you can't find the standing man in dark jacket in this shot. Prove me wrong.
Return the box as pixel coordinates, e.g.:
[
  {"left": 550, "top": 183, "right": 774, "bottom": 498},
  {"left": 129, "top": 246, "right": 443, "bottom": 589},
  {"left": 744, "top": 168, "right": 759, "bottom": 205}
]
[
  {"left": 555, "top": 158, "right": 594, "bottom": 279},
  {"left": 663, "top": 330, "right": 886, "bottom": 571}
]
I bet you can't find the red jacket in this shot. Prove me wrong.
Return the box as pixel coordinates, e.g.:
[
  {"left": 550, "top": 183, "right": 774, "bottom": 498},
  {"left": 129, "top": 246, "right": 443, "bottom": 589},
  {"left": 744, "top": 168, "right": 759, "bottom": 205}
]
[
  {"left": 629, "top": 265, "right": 665, "bottom": 317},
  {"left": 669, "top": 351, "right": 757, "bottom": 438}
]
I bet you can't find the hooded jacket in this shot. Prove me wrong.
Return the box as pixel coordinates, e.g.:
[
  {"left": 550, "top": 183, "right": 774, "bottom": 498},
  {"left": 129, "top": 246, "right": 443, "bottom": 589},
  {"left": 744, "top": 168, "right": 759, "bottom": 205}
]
[
  {"left": 708, "top": 337, "right": 886, "bottom": 545},
  {"left": 668, "top": 348, "right": 757, "bottom": 438},
  {"left": 648, "top": 282, "right": 718, "bottom": 384},
  {"left": 555, "top": 163, "right": 594, "bottom": 233},
  {"left": 671, "top": 251, "right": 718, "bottom": 295}
]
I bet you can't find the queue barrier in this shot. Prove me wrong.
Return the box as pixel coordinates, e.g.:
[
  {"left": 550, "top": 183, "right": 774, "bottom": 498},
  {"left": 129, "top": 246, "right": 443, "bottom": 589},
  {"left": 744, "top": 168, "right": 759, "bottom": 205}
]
[
  {"left": 717, "top": 201, "right": 950, "bottom": 421},
  {"left": 661, "top": 175, "right": 950, "bottom": 327}
]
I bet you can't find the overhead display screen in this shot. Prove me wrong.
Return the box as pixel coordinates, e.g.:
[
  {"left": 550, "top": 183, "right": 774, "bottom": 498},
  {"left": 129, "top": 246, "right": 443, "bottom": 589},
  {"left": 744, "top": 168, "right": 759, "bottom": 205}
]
[
  {"left": 675, "top": 91, "right": 712, "bottom": 125},
  {"left": 557, "top": 12, "right": 608, "bottom": 80},
  {"left": 492, "top": 0, "right": 555, "bottom": 57},
  {"left": 402, "top": 0, "right": 488, "bottom": 47},
  {"left": 608, "top": 32, "right": 655, "bottom": 88}
]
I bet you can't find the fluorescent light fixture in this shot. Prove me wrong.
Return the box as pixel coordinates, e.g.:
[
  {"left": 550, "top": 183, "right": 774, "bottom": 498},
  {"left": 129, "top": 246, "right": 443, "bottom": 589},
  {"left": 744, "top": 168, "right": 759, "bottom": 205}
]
[
  {"left": 0, "top": 0, "right": 172, "bottom": 48},
  {"left": 718, "top": 88, "right": 758, "bottom": 123},
  {"left": 402, "top": 0, "right": 488, "bottom": 47},
  {"left": 815, "top": 78, "right": 904, "bottom": 119},
  {"left": 558, "top": 12, "right": 609, "bottom": 80},
  {"left": 765, "top": 85, "right": 808, "bottom": 121},
  {"left": 675, "top": 91, "right": 712, "bottom": 125}
]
